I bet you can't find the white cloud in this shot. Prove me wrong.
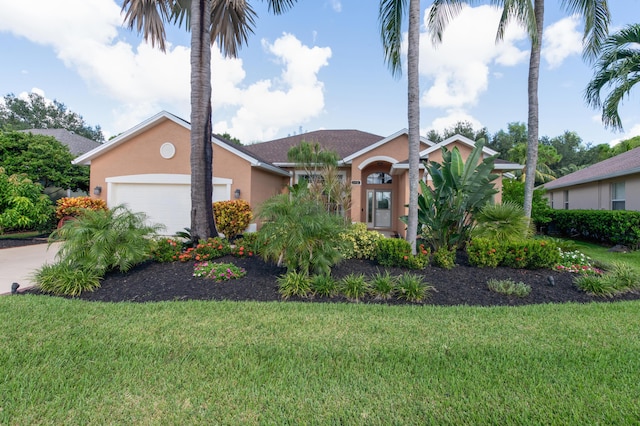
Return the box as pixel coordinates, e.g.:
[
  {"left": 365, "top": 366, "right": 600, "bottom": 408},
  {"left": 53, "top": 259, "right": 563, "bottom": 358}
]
[
  {"left": 426, "top": 110, "right": 484, "bottom": 135},
  {"left": 542, "top": 15, "right": 582, "bottom": 69},
  {"left": 327, "top": 0, "right": 342, "bottom": 13},
  {"left": 417, "top": 5, "right": 528, "bottom": 110},
  {"left": 609, "top": 123, "right": 640, "bottom": 146}
]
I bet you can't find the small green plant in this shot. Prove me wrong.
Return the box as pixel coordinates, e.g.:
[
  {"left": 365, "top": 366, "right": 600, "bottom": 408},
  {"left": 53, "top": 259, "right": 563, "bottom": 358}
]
[
  {"left": 574, "top": 274, "right": 620, "bottom": 297},
  {"left": 193, "top": 262, "right": 246, "bottom": 281},
  {"left": 487, "top": 278, "right": 531, "bottom": 297},
  {"left": 579, "top": 261, "right": 640, "bottom": 296},
  {"left": 396, "top": 273, "right": 432, "bottom": 302},
  {"left": 473, "top": 201, "right": 532, "bottom": 241},
  {"left": 339, "top": 273, "right": 370, "bottom": 302},
  {"left": 34, "top": 262, "right": 102, "bottom": 296},
  {"left": 277, "top": 271, "right": 312, "bottom": 299},
  {"left": 311, "top": 274, "right": 339, "bottom": 297},
  {"left": 231, "top": 233, "right": 259, "bottom": 257},
  {"left": 150, "top": 238, "right": 183, "bottom": 263},
  {"left": 338, "top": 223, "right": 384, "bottom": 260},
  {"left": 369, "top": 270, "right": 396, "bottom": 300},
  {"left": 190, "top": 237, "right": 231, "bottom": 262},
  {"left": 432, "top": 246, "right": 456, "bottom": 269},
  {"left": 467, "top": 238, "right": 504, "bottom": 267}
]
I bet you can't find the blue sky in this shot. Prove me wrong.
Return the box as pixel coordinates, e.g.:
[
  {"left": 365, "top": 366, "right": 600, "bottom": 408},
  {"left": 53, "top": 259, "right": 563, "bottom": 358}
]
[{"left": 1, "top": 0, "right": 638, "bottom": 147}]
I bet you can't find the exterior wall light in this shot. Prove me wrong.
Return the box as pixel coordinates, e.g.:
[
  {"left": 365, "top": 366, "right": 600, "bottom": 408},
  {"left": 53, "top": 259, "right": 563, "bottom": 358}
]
[
  {"left": 93, "top": 186, "right": 102, "bottom": 196},
  {"left": 234, "top": 189, "right": 241, "bottom": 199}
]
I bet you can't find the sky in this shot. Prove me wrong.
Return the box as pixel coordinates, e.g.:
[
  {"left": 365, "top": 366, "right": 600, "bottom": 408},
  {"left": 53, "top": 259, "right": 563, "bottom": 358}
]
[{"left": 0, "top": 0, "right": 638, "bottom": 147}]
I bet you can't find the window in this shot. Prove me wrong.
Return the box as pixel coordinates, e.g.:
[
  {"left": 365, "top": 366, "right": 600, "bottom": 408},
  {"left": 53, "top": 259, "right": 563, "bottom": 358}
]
[
  {"left": 611, "top": 182, "right": 625, "bottom": 210},
  {"left": 564, "top": 190, "right": 569, "bottom": 210},
  {"left": 550, "top": 192, "right": 554, "bottom": 209},
  {"left": 366, "top": 172, "right": 392, "bottom": 184}
]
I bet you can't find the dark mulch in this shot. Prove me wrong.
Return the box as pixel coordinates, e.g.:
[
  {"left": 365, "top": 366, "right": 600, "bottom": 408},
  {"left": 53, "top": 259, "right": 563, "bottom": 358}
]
[
  {"left": 7, "top": 235, "right": 638, "bottom": 306},
  {"left": 0, "top": 236, "right": 50, "bottom": 249}
]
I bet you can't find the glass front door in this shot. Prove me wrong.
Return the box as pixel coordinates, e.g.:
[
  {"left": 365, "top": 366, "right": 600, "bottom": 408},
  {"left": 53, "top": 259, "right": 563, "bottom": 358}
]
[{"left": 366, "top": 190, "right": 392, "bottom": 228}]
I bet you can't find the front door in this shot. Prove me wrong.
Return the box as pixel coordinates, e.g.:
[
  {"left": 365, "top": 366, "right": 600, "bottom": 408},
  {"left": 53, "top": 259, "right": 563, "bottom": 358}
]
[{"left": 366, "top": 189, "right": 392, "bottom": 228}]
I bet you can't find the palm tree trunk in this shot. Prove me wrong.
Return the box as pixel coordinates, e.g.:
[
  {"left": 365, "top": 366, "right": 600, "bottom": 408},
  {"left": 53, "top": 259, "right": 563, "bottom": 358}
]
[
  {"left": 190, "top": 0, "right": 218, "bottom": 241},
  {"left": 523, "top": 0, "right": 544, "bottom": 222},
  {"left": 406, "top": 0, "right": 420, "bottom": 255}
]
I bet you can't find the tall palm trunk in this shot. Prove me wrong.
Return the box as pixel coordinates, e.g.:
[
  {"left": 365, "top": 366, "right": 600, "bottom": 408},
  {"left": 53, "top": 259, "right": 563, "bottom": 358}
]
[
  {"left": 523, "top": 0, "right": 543, "bottom": 221},
  {"left": 190, "top": 0, "right": 217, "bottom": 241},
  {"left": 406, "top": 0, "right": 420, "bottom": 255}
]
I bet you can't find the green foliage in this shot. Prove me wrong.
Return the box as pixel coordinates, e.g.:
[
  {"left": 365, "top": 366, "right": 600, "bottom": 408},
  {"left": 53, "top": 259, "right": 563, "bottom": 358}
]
[
  {"left": 369, "top": 270, "right": 396, "bottom": 300},
  {"left": 150, "top": 238, "right": 183, "bottom": 263},
  {"left": 573, "top": 262, "right": 639, "bottom": 297},
  {"left": 193, "top": 262, "right": 246, "bottom": 281},
  {"left": 310, "top": 274, "right": 339, "bottom": 297},
  {"left": 550, "top": 210, "right": 640, "bottom": 249},
  {"left": 502, "top": 179, "right": 552, "bottom": 227},
  {"left": 395, "top": 273, "right": 433, "bottom": 302},
  {"left": 212, "top": 200, "right": 253, "bottom": 240},
  {"left": 413, "top": 139, "right": 498, "bottom": 252},
  {"left": 555, "top": 249, "right": 602, "bottom": 275},
  {"left": 50, "top": 204, "right": 163, "bottom": 275},
  {"left": 338, "top": 222, "right": 384, "bottom": 260},
  {"left": 231, "top": 233, "right": 259, "bottom": 258},
  {"left": 257, "top": 193, "right": 346, "bottom": 276},
  {"left": 0, "top": 92, "right": 104, "bottom": 142},
  {"left": 33, "top": 262, "right": 102, "bottom": 296},
  {"left": 181, "top": 237, "right": 231, "bottom": 262},
  {"left": 374, "top": 238, "right": 429, "bottom": 269},
  {"left": 0, "top": 168, "right": 54, "bottom": 233},
  {"left": 339, "top": 273, "right": 370, "bottom": 302},
  {"left": 0, "top": 130, "right": 90, "bottom": 192},
  {"left": 467, "top": 238, "right": 504, "bottom": 268},
  {"left": 473, "top": 201, "right": 532, "bottom": 241},
  {"left": 432, "top": 246, "right": 456, "bottom": 269},
  {"left": 487, "top": 279, "right": 531, "bottom": 297},
  {"left": 277, "top": 271, "right": 312, "bottom": 300}
]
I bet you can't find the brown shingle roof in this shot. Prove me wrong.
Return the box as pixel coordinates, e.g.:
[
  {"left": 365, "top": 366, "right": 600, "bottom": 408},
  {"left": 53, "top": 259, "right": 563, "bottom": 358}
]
[
  {"left": 20, "top": 128, "right": 101, "bottom": 157},
  {"left": 243, "top": 129, "right": 384, "bottom": 163},
  {"left": 543, "top": 146, "right": 640, "bottom": 190}
]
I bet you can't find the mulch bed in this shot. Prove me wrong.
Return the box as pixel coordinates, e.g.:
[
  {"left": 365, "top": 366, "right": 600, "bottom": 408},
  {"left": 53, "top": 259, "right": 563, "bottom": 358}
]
[{"left": 6, "top": 237, "right": 638, "bottom": 306}]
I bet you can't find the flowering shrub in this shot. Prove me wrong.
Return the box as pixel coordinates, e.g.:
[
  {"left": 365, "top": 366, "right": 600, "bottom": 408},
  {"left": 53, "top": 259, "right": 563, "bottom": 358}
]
[
  {"left": 150, "top": 238, "right": 183, "bottom": 263},
  {"left": 193, "top": 261, "right": 246, "bottom": 281},
  {"left": 555, "top": 249, "right": 603, "bottom": 275},
  {"left": 467, "top": 238, "right": 503, "bottom": 268},
  {"left": 231, "top": 233, "right": 259, "bottom": 257},
  {"left": 212, "top": 200, "right": 253, "bottom": 240},
  {"left": 374, "top": 238, "right": 430, "bottom": 269},
  {"left": 338, "top": 223, "right": 384, "bottom": 260},
  {"left": 55, "top": 196, "right": 107, "bottom": 219},
  {"left": 178, "top": 237, "right": 231, "bottom": 262}
]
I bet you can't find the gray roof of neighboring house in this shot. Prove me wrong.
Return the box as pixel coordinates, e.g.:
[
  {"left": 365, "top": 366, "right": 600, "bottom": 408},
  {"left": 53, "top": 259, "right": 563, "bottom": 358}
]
[
  {"left": 20, "top": 128, "right": 101, "bottom": 157},
  {"left": 243, "top": 129, "right": 385, "bottom": 164},
  {"left": 542, "top": 146, "right": 640, "bottom": 190}
]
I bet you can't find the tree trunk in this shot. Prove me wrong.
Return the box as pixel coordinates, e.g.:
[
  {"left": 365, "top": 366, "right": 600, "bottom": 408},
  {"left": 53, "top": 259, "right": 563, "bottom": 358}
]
[
  {"left": 190, "top": 0, "right": 218, "bottom": 241},
  {"left": 523, "top": 0, "right": 544, "bottom": 222},
  {"left": 406, "top": 0, "right": 420, "bottom": 255}
]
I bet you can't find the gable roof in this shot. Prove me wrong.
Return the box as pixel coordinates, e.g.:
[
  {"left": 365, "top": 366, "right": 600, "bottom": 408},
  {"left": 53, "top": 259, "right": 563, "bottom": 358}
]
[
  {"left": 243, "top": 129, "right": 385, "bottom": 165},
  {"left": 420, "top": 134, "right": 522, "bottom": 171},
  {"left": 342, "top": 129, "right": 435, "bottom": 164},
  {"left": 72, "top": 111, "right": 289, "bottom": 177},
  {"left": 542, "top": 146, "right": 640, "bottom": 190},
  {"left": 20, "top": 128, "right": 101, "bottom": 157}
]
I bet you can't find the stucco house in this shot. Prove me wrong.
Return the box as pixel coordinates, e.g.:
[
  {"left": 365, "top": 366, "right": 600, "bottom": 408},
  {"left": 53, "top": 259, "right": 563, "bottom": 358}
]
[
  {"left": 73, "top": 111, "right": 522, "bottom": 236},
  {"left": 541, "top": 146, "right": 640, "bottom": 211}
]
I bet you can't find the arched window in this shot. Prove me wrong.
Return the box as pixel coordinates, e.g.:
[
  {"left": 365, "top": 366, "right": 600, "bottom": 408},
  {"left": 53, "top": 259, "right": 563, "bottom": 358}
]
[{"left": 366, "top": 172, "right": 392, "bottom": 184}]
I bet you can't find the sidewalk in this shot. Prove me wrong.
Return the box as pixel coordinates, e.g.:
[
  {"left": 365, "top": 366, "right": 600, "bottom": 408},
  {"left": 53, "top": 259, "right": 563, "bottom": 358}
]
[{"left": 0, "top": 242, "right": 61, "bottom": 295}]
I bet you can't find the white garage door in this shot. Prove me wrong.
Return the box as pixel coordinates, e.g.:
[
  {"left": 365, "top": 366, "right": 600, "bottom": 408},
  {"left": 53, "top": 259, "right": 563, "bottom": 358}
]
[{"left": 107, "top": 174, "right": 231, "bottom": 236}]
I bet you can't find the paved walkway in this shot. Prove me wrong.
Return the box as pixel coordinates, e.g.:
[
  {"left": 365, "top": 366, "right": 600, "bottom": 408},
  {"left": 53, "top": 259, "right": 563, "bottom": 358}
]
[{"left": 0, "top": 243, "right": 61, "bottom": 295}]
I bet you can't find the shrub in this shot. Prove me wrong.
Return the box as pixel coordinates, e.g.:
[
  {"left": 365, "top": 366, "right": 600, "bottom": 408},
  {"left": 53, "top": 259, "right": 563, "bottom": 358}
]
[
  {"left": 231, "top": 233, "right": 259, "bottom": 258},
  {"left": 338, "top": 223, "right": 384, "bottom": 260},
  {"left": 311, "top": 274, "right": 339, "bottom": 297},
  {"left": 487, "top": 279, "right": 531, "bottom": 297},
  {"left": 369, "top": 270, "right": 396, "bottom": 300},
  {"left": 55, "top": 196, "right": 107, "bottom": 220},
  {"left": 33, "top": 262, "right": 102, "bottom": 296},
  {"left": 396, "top": 273, "right": 433, "bottom": 302},
  {"left": 502, "top": 179, "right": 552, "bottom": 228},
  {"left": 150, "top": 238, "right": 183, "bottom": 263},
  {"left": 277, "top": 271, "right": 312, "bottom": 299},
  {"left": 473, "top": 201, "right": 532, "bottom": 241},
  {"left": 212, "top": 200, "right": 253, "bottom": 240},
  {"left": 193, "top": 262, "right": 246, "bottom": 281},
  {"left": 374, "top": 238, "right": 429, "bottom": 269},
  {"left": 501, "top": 239, "right": 560, "bottom": 269},
  {"left": 0, "top": 168, "right": 53, "bottom": 233},
  {"left": 185, "top": 237, "right": 231, "bottom": 262},
  {"left": 574, "top": 274, "right": 620, "bottom": 297},
  {"left": 339, "top": 273, "right": 370, "bottom": 302},
  {"left": 467, "top": 238, "right": 504, "bottom": 268},
  {"left": 549, "top": 210, "right": 640, "bottom": 249},
  {"left": 432, "top": 246, "right": 456, "bottom": 269}
]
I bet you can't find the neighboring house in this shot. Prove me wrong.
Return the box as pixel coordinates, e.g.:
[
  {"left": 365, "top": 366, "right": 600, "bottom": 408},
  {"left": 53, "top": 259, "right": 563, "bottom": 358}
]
[
  {"left": 541, "top": 147, "right": 640, "bottom": 211},
  {"left": 73, "top": 111, "right": 522, "bottom": 236},
  {"left": 21, "top": 128, "right": 101, "bottom": 156}
]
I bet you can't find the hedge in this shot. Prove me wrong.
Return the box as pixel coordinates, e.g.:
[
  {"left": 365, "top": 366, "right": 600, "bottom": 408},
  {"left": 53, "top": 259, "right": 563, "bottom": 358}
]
[{"left": 549, "top": 210, "right": 640, "bottom": 249}]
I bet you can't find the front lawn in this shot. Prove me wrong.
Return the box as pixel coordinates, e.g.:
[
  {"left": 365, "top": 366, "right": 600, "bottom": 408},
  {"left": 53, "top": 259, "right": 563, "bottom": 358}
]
[{"left": 1, "top": 296, "right": 639, "bottom": 424}]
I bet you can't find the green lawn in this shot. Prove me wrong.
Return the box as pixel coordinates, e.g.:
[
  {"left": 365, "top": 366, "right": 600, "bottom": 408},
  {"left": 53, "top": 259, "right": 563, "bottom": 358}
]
[
  {"left": 1, "top": 296, "right": 639, "bottom": 424},
  {"left": 572, "top": 239, "right": 640, "bottom": 270}
]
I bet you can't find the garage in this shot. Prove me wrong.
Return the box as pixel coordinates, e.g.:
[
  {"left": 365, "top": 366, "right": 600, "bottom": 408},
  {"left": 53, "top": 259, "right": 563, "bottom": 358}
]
[{"left": 106, "top": 174, "right": 231, "bottom": 236}]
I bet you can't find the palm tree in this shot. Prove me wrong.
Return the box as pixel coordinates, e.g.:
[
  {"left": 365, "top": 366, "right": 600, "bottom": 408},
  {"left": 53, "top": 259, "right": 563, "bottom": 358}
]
[
  {"left": 379, "top": 0, "right": 423, "bottom": 255},
  {"left": 429, "top": 0, "right": 610, "bottom": 221},
  {"left": 121, "top": 0, "right": 297, "bottom": 242},
  {"left": 585, "top": 23, "right": 640, "bottom": 132}
]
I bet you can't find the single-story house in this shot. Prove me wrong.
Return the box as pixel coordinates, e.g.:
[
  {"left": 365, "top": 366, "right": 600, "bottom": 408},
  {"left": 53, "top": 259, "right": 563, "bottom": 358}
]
[
  {"left": 21, "top": 128, "right": 102, "bottom": 156},
  {"left": 541, "top": 146, "right": 640, "bottom": 211},
  {"left": 73, "top": 111, "right": 522, "bottom": 236}
]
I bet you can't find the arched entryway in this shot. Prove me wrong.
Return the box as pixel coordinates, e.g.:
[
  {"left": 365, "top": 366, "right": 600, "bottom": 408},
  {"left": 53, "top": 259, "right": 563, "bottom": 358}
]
[{"left": 361, "top": 164, "right": 396, "bottom": 231}]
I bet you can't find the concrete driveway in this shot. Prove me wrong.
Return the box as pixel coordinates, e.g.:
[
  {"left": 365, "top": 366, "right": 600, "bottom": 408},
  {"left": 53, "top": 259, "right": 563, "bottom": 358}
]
[{"left": 0, "top": 242, "right": 61, "bottom": 295}]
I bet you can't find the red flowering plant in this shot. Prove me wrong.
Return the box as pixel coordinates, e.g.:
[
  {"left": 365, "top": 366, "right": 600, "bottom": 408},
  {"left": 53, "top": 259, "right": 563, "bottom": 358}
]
[
  {"left": 189, "top": 237, "right": 231, "bottom": 262},
  {"left": 150, "top": 238, "right": 183, "bottom": 263}
]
